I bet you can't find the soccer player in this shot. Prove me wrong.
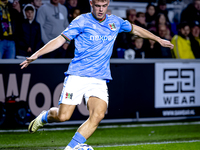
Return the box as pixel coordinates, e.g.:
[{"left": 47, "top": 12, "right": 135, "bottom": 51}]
[{"left": 20, "top": 0, "right": 174, "bottom": 149}]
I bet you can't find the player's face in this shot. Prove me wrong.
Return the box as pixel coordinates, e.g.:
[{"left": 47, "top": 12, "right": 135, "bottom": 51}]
[{"left": 90, "top": 0, "right": 109, "bottom": 20}]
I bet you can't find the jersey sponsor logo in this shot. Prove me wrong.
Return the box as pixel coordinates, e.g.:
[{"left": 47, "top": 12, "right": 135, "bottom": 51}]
[
  {"left": 90, "top": 35, "right": 116, "bottom": 42},
  {"left": 66, "top": 92, "right": 73, "bottom": 100},
  {"left": 109, "top": 23, "right": 116, "bottom": 31}
]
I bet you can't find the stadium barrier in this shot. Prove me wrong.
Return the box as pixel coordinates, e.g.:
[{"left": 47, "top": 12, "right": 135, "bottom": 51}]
[{"left": 0, "top": 59, "right": 200, "bottom": 125}]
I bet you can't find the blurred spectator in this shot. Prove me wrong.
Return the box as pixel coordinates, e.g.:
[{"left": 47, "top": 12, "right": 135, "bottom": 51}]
[
  {"left": 156, "top": 0, "right": 178, "bottom": 35},
  {"left": 60, "top": 0, "right": 65, "bottom": 5},
  {"left": 113, "top": 33, "right": 129, "bottom": 58},
  {"left": 31, "top": 0, "right": 42, "bottom": 10},
  {"left": 113, "top": 8, "right": 137, "bottom": 57},
  {"left": 30, "top": 0, "right": 42, "bottom": 20},
  {"left": 181, "top": 0, "right": 200, "bottom": 25},
  {"left": 145, "top": 31, "right": 162, "bottom": 58},
  {"left": 16, "top": 4, "right": 42, "bottom": 57},
  {"left": 156, "top": 0, "right": 170, "bottom": 23},
  {"left": 145, "top": 3, "right": 156, "bottom": 29},
  {"left": 13, "top": 0, "right": 21, "bottom": 12},
  {"left": 156, "top": 13, "right": 170, "bottom": 30},
  {"left": 70, "top": 0, "right": 76, "bottom": 6},
  {"left": 157, "top": 24, "right": 172, "bottom": 58},
  {"left": 71, "top": 7, "right": 80, "bottom": 19},
  {"left": 106, "top": 9, "right": 112, "bottom": 15},
  {"left": 126, "top": 9, "right": 136, "bottom": 24},
  {"left": 65, "top": 7, "right": 81, "bottom": 58},
  {"left": 77, "top": 0, "right": 90, "bottom": 14},
  {"left": 11, "top": 0, "right": 23, "bottom": 23},
  {"left": 145, "top": 39, "right": 162, "bottom": 58},
  {"left": 36, "top": 0, "right": 69, "bottom": 58},
  {"left": 171, "top": 22, "right": 200, "bottom": 59},
  {"left": 131, "top": 37, "right": 145, "bottom": 59},
  {"left": 135, "top": 12, "right": 147, "bottom": 29},
  {"left": 191, "top": 20, "right": 200, "bottom": 45},
  {"left": 158, "top": 24, "right": 171, "bottom": 40},
  {"left": 149, "top": 13, "right": 172, "bottom": 37},
  {"left": 0, "top": 0, "right": 23, "bottom": 59},
  {"left": 68, "top": 7, "right": 80, "bottom": 22},
  {"left": 65, "top": 0, "right": 78, "bottom": 23}
]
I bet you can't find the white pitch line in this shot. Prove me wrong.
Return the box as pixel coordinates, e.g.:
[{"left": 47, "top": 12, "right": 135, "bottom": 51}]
[
  {"left": 0, "top": 121, "right": 200, "bottom": 133},
  {"left": 94, "top": 140, "right": 200, "bottom": 148}
]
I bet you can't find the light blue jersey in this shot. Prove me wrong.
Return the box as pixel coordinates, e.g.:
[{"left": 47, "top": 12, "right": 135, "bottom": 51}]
[{"left": 61, "top": 13, "right": 132, "bottom": 80}]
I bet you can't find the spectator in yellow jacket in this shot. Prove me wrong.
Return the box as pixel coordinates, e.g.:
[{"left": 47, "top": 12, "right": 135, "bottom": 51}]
[{"left": 171, "top": 22, "right": 200, "bottom": 59}]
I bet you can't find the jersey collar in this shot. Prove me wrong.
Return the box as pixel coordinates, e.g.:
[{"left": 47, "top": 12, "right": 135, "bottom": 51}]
[{"left": 91, "top": 12, "right": 106, "bottom": 23}]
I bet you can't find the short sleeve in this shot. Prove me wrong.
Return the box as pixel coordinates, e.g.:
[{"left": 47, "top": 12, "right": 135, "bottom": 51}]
[
  {"left": 119, "top": 19, "right": 132, "bottom": 33},
  {"left": 61, "top": 15, "right": 85, "bottom": 42}
]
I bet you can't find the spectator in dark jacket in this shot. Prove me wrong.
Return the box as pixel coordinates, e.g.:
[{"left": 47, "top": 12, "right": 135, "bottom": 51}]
[
  {"left": 145, "top": 3, "right": 156, "bottom": 29},
  {"left": 155, "top": 0, "right": 170, "bottom": 24},
  {"left": 181, "top": 0, "right": 200, "bottom": 25},
  {"left": 0, "top": 0, "right": 23, "bottom": 59},
  {"left": 144, "top": 31, "right": 162, "bottom": 58},
  {"left": 31, "top": 0, "right": 42, "bottom": 10},
  {"left": 65, "top": 0, "right": 78, "bottom": 23},
  {"left": 135, "top": 12, "right": 147, "bottom": 29},
  {"left": 16, "top": 4, "right": 42, "bottom": 57},
  {"left": 63, "top": 0, "right": 90, "bottom": 23}
]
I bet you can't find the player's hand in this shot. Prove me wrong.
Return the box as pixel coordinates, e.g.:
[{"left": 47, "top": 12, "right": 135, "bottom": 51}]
[
  {"left": 20, "top": 55, "right": 38, "bottom": 69},
  {"left": 159, "top": 39, "right": 174, "bottom": 49}
]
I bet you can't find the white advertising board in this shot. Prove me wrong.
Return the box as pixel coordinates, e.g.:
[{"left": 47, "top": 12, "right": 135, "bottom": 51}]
[{"left": 155, "top": 63, "right": 200, "bottom": 108}]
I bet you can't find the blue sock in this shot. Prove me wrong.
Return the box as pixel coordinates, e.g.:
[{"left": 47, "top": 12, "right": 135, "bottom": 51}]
[
  {"left": 41, "top": 110, "right": 49, "bottom": 123},
  {"left": 68, "top": 132, "right": 86, "bottom": 148}
]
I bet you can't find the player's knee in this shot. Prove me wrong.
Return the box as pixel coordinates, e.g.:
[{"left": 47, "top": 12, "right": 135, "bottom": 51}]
[
  {"left": 57, "top": 116, "right": 66, "bottom": 122},
  {"left": 49, "top": 107, "right": 59, "bottom": 117},
  {"left": 91, "top": 111, "right": 105, "bottom": 123},
  {"left": 57, "top": 114, "right": 71, "bottom": 122}
]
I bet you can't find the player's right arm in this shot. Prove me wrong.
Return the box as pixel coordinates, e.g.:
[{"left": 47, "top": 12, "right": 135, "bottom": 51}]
[{"left": 20, "top": 35, "right": 66, "bottom": 69}]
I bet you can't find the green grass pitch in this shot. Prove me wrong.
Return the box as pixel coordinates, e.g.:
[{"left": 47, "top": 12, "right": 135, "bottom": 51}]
[{"left": 0, "top": 121, "right": 200, "bottom": 150}]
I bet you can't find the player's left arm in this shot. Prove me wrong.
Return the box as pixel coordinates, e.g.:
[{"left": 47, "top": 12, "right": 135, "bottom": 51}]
[{"left": 131, "top": 24, "right": 174, "bottom": 49}]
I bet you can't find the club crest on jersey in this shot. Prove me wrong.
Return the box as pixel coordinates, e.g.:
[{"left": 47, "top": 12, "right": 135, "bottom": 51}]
[
  {"left": 65, "top": 92, "right": 73, "bottom": 100},
  {"left": 109, "top": 23, "right": 116, "bottom": 31}
]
